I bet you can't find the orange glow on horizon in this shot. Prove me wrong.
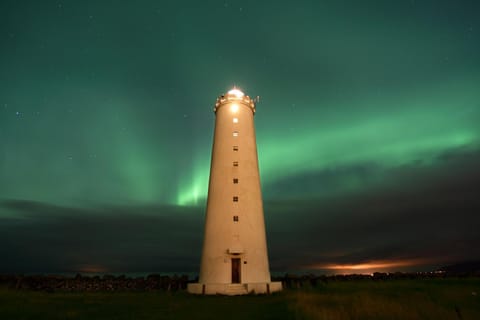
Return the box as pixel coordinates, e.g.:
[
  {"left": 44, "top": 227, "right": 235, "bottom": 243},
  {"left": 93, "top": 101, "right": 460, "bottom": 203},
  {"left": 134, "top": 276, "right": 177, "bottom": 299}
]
[
  {"left": 307, "top": 258, "right": 433, "bottom": 274},
  {"left": 325, "top": 261, "right": 411, "bottom": 270},
  {"left": 77, "top": 265, "right": 108, "bottom": 273}
]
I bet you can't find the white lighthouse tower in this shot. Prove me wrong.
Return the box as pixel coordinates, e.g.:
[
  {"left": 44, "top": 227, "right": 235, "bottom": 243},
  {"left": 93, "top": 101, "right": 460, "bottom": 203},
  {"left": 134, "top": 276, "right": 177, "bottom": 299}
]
[{"left": 187, "top": 88, "right": 282, "bottom": 295}]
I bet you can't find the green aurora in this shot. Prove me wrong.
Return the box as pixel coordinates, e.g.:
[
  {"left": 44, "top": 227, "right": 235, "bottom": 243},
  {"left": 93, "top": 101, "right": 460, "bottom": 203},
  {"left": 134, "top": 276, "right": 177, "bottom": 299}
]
[{"left": 178, "top": 79, "right": 480, "bottom": 205}]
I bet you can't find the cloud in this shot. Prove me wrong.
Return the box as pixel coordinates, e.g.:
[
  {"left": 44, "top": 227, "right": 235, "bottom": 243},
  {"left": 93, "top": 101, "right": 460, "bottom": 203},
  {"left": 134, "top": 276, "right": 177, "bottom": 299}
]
[
  {"left": 264, "top": 146, "right": 480, "bottom": 270},
  {"left": 1, "top": 146, "right": 479, "bottom": 274},
  {"left": 0, "top": 200, "right": 204, "bottom": 273}
]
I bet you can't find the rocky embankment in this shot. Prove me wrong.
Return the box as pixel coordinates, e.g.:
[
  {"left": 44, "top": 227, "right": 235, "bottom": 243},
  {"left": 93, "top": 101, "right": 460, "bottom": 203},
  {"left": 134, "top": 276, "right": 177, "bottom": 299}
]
[
  {"left": 1, "top": 270, "right": 478, "bottom": 292},
  {"left": 0, "top": 274, "right": 189, "bottom": 292}
]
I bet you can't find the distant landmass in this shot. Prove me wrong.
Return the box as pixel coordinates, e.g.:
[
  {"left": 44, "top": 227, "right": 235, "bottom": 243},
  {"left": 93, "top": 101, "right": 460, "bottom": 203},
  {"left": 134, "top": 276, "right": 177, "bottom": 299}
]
[{"left": 437, "top": 260, "right": 480, "bottom": 274}]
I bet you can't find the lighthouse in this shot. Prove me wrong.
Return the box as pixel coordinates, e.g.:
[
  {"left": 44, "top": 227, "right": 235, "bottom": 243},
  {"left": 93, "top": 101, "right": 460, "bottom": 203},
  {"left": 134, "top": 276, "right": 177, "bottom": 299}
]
[{"left": 187, "top": 88, "right": 282, "bottom": 295}]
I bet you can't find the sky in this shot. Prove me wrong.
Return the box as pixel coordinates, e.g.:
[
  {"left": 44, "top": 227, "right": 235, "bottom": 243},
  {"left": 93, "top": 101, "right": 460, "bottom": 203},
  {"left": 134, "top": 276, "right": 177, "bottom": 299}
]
[{"left": 1, "top": 0, "right": 479, "bottom": 274}]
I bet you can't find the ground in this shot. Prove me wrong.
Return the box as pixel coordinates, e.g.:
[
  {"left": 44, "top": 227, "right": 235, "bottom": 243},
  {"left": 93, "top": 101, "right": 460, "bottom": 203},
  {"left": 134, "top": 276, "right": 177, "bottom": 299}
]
[{"left": 0, "top": 278, "right": 479, "bottom": 319}]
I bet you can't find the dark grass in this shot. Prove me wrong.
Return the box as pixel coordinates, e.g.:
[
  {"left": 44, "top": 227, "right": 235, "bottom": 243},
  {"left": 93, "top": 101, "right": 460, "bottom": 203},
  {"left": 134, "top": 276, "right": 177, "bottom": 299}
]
[
  {"left": 1, "top": 278, "right": 479, "bottom": 319},
  {"left": 0, "top": 289, "right": 292, "bottom": 320},
  {"left": 290, "top": 278, "right": 480, "bottom": 319}
]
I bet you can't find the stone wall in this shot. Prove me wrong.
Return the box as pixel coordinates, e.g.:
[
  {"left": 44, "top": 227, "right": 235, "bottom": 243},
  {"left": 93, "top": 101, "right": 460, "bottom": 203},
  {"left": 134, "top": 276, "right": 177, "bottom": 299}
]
[{"left": 0, "top": 274, "right": 189, "bottom": 292}]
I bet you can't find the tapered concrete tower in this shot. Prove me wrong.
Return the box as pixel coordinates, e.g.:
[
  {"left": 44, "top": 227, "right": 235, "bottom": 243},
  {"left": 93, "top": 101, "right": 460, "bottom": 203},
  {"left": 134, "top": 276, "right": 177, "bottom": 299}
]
[{"left": 188, "top": 89, "right": 282, "bottom": 295}]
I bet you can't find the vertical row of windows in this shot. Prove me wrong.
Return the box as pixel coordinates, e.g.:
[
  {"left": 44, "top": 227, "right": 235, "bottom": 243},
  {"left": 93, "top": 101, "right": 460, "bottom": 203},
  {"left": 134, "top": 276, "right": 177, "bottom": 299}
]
[{"left": 233, "top": 115, "right": 239, "bottom": 222}]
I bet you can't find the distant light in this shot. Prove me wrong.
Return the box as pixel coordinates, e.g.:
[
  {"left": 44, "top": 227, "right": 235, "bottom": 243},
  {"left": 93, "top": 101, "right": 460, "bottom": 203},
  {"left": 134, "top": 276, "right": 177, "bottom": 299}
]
[
  {"left": 228, "top": 88, "right": 244, "bottom": 98},
  {"left": 233, "top": 117, "right": 238, "bottom": 123},
  {"left": 231, "top": 104, "right": 239, "bottom": 113}
]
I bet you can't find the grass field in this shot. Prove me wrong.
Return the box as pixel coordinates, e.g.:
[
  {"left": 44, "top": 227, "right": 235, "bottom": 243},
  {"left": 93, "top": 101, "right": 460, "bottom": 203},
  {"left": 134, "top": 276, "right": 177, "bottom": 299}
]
[{"left": 0, "top": 278, "right": 479, "bottom": 319}]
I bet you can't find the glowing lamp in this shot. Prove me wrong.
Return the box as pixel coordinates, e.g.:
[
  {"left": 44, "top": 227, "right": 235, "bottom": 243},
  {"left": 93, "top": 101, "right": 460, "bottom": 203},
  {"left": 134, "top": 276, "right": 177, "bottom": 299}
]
[{"left": 228, "top": 88, "right": 244, "bottom": 98}]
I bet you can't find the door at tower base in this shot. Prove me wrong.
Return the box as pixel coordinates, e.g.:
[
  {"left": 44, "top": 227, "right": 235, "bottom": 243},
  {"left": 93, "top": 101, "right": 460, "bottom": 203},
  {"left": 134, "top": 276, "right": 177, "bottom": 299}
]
[{"left": 187, "top": 88, "right": 282, "bottom": 295}]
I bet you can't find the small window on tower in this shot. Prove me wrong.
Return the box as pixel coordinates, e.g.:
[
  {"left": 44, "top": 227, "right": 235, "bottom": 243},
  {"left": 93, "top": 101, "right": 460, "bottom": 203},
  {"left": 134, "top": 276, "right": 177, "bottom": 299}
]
[
  {"left": 233, "top": 196, "right": 238, "bottom": 202},
  {"left": 233, "top": 146, "right": 238, "bottom": 151},
  {"left": 233, "top": 178, "right": 238, "bottom": 184},
  {"left": 233, "top": 118, "right": 238, "bottom": 123},
  {"left": 233, "top": 216, "right": 239, "bottom": 222},
  {"left": 233, "top": 161, "right": 238, "bottom": 167},
  {"left": 233, "top": 131, "right": 239, "bottom": 137}
]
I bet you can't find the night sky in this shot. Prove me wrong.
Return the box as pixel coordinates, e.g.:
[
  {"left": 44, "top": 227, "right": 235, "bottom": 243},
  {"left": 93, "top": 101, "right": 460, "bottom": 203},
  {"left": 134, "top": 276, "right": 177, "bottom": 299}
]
[{"left": 1, "top": 0, "right": 479, "bottom": 274}]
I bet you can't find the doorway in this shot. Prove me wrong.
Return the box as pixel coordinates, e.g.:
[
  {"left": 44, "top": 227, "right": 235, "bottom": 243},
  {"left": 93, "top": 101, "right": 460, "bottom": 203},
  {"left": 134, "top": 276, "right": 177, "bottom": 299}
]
[{"left": 231, "top": 258, "right": 241, "bottom": 283}]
